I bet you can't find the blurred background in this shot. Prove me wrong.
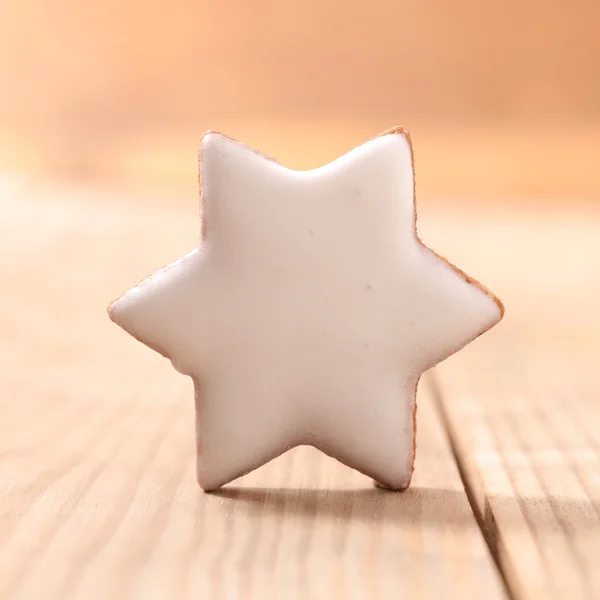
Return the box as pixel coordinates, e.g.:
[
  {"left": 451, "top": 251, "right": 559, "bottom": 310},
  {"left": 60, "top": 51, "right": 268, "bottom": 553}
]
[{"left": 0, "top": 0, "right": 598, "bottom": 204}]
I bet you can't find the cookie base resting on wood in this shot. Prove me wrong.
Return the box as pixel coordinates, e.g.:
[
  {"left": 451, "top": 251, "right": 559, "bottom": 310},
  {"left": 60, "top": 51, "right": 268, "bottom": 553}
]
[{"left": 108, "top": 127, "right": 503, "bottom": 491}]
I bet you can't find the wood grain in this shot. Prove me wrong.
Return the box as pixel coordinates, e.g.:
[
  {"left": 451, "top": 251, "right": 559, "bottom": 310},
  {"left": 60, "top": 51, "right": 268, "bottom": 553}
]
[
  {"left": 0, "top": 185, "right": 505, "bottom": 599},
  {"left": 423, "top": 209, "right": 600, "bottom": 600}
]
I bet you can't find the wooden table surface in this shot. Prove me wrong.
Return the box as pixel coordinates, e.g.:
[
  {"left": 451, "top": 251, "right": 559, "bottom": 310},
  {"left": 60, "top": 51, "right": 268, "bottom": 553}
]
[{"left": 1, "top": 180, "right": 599, "bottom": 599}]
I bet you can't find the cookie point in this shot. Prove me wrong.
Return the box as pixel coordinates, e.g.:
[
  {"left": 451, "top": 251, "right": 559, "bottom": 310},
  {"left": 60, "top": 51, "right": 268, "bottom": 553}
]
[
  {"left": 107, "top": 296, "right": 124, "bottom": 325},
  {"left": 374, "top": 126, "right": 411, "bottom": 146},
  {"left": 107, "top": 291, "right": 138, "bottom": 331},
  {"left": 384, "top": 125, "right": 410, "bottom": 137},
  {"left": 373, "top": 478, "right": 411, "bottom": 492},
  {"left": 483, "top": 287, "right": 505, "bottom": 327},
  {"left": 200, "top": 130, "right": 228, "bottom": 150},
  {"left": 372, "top": 466, "right": 413, "bottom": 491},
  {"left": 197, "top": 470, "right": 222, "bottom": 492},
  {"left": 494, "top": 294, "right": 506, "bottom": 321}
]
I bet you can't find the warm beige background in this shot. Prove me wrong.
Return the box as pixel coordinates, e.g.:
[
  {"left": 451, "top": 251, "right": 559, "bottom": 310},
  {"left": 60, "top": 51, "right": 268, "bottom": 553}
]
[{"left": 0, "top": 0, "right": 599, "bottom": 199}]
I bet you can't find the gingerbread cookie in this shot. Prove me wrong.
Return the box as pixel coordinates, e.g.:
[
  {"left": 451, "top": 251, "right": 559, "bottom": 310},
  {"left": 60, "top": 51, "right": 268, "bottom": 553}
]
[{"left": 109, "top": 127, "right": 503, "bottom": 491}]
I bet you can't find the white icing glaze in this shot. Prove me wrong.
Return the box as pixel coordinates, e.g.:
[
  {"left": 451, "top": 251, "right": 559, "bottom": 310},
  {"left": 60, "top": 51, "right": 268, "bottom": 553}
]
[{"left": 109, "top": 129, "right": 503, "bottom": 491}]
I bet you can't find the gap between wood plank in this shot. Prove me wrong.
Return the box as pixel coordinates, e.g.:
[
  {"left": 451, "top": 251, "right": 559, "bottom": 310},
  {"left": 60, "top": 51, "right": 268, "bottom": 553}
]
[{"left": 426, "top": 372, "right": 517, "bottom": 600}]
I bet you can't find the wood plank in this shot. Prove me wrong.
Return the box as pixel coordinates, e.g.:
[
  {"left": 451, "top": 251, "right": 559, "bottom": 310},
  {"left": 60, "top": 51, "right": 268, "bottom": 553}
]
[
  {"left": 425, "top": 209, "right": 600, "bottom": 600},
  {"left": 0, "top": 188, "right": 506, "bottom": 600}
]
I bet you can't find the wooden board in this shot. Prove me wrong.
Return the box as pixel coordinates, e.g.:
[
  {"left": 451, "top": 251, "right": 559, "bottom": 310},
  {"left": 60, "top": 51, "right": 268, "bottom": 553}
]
[
  {"left": 423, "top": 210, "right": 600, "bottom": 600},
  {"left": 433, "top": 342, "right": 600, "bottom": 600},
  {"left": 0, "top": 186, "right": 505, "bottom": 599}
]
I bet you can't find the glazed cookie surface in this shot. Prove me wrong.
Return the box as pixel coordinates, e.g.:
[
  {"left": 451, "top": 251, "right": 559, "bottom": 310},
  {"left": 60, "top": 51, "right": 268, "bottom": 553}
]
[{"left": 109, "top": 127, "right": 503, "bottom": 491}]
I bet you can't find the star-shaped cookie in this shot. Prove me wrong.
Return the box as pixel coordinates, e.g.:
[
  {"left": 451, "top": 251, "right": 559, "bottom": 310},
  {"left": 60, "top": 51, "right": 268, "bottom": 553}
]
[{"left": 109, "top": 127, "right": 503, "bottom": 491}]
